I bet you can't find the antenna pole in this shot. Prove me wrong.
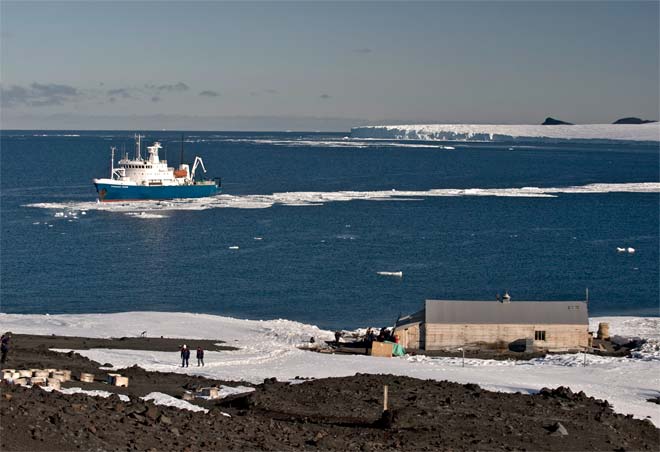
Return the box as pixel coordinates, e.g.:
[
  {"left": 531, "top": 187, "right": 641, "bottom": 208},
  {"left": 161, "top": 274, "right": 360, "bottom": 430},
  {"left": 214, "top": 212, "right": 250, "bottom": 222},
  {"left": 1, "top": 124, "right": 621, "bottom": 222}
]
[
  {"left": 180, "top": 133, "right": 184, "bottom": 166},
  {"left": 110, "top": 146, "right": 115, "bottom": 179},
  {"left": 134, "top": 134, "right": 144, "bottom": 160}
]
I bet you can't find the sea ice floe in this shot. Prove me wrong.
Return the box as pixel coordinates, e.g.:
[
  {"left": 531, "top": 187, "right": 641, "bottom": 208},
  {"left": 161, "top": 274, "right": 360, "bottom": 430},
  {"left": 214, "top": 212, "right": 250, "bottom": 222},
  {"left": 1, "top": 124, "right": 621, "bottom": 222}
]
[
  {"left": 24, "top": 182, "right": 660, "bottom": 215},
  {"left": 377, "top": 271, "right": 403, "bottom": 277}
]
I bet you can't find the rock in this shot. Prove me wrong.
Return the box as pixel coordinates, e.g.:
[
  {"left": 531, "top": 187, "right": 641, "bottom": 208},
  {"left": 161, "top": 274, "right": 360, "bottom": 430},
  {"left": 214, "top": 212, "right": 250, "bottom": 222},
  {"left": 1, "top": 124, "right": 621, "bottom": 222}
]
[
  {"left": 3, "top": 393, "right": 12, "bottom": 401},
  {"left": 130, "top": 413, "right": 145, "bottom": 423},
  {"left": 549, "top": 422, "right": 569, "bottom": 436},
  {"left": 542, "top": 117, "right": 573, "bottom": 125},
  {"left": 159, "top": 414, "right": 172, "bottom": 425},
  {"left": 613, "top": 117, "right": 656, "bottom": 125},
  {"left": 145, "top": 406, "right": 159, "bottom": 420}
]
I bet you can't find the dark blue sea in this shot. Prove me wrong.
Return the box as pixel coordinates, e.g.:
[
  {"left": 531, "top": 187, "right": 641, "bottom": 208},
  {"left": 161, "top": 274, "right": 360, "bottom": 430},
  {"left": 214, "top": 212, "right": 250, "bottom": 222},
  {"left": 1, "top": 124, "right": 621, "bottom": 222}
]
[{"left": 1, "top": 131, "right": 658, "bottom": 329}]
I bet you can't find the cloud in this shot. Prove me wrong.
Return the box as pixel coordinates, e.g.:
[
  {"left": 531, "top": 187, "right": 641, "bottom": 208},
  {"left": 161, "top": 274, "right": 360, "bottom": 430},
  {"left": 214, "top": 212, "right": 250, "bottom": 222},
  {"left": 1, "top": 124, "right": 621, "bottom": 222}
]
[
  {"left": 146, "top": 82, "right": 190, "bottom": 93},
  {"left": 151, "top": 96, "right": 161, "bottom": 103},
  {"left": 249, "top": 89, "right": 278, "bottom": 97},
  {"left": 320, "top": 93, "right": 331, "bottom": 99},
  {"left": 106, "top": 88, "right": 133, "bottom": 99},
  {"left": 353, "top": 48, "right": 372, "bottom": 54},
  {"left": 199, "top": 90, "right": 220, "bottom": 97},
  {"left": 1, "top": 82, "right": 80, "bottom": 107}
]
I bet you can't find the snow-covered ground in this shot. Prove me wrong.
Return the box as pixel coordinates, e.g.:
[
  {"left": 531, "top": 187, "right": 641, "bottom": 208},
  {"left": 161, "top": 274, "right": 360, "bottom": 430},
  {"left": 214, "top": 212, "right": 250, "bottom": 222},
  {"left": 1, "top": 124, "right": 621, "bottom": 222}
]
[
  {"left": 1, "top": 312, "right": 658, "bottom": 425},
  {"left": 351, "top": 123, "right": 660, "bottom": 143}
]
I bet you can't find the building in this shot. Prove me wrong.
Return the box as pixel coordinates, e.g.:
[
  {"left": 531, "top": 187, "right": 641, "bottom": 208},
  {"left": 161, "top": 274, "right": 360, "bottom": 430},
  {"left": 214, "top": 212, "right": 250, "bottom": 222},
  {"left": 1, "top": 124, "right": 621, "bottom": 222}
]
[{"left": 394, "top": 296, "right": 589, "bottom": 352}]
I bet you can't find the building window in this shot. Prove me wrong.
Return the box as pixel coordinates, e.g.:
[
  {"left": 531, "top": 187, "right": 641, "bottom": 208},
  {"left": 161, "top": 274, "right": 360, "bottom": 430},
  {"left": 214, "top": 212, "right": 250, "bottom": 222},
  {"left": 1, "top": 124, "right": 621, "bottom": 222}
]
[{"left": 535, "top": 330, "right": 546, "bottom": 341}]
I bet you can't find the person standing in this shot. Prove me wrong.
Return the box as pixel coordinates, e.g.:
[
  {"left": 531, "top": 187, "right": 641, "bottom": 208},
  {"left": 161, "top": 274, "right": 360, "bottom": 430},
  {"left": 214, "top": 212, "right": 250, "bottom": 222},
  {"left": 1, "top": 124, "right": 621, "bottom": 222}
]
[
  {"left": 180, "top": 344, "right": 190, "bottom": 368},
  {"left": 1, "top": 333, "right": 10, "bottom": 365},
  {"left": 196, "top": 346, "right": 204, "bottom": 367}
]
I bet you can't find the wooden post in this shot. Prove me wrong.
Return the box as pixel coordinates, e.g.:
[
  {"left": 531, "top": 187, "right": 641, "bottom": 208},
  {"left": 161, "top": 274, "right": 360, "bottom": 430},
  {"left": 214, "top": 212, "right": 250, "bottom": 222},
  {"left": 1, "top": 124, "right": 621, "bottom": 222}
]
[{"left": 383, "top": 385, "right": 388, "bottom": 412}]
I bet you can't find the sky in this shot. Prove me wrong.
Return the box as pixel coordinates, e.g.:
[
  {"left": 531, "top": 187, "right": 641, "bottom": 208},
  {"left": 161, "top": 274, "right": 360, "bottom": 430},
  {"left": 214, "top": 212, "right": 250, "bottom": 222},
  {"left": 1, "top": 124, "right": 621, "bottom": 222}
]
[{"left": 1, "top": 1, "right": 658, "bottom": 130}]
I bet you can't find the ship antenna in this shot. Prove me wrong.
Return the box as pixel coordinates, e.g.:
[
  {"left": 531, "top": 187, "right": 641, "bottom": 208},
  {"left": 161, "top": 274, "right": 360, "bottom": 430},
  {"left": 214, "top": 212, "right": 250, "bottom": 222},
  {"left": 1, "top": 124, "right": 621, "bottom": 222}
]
[
  {"left": 135, "top": 133, "right": 144, "bottom": 160},
  {"left": 180, "top": 133, "right": 184, "bottom": 166},
  {"left": 110, "top": 146, "right": 115, "bottom": 179}
]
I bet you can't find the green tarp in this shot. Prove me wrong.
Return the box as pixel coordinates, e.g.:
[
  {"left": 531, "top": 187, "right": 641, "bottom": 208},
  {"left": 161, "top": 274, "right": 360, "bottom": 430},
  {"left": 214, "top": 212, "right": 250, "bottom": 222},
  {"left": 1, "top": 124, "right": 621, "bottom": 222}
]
[{"left": 384, "top": 341, "right": 406, "bottom": 356}]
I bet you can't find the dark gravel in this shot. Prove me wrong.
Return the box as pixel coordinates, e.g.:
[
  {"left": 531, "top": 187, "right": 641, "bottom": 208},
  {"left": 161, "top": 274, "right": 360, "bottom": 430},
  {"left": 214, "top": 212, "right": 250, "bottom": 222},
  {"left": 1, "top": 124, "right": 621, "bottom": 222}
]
[{"left": 0, "top": 334, "right": 658, "bottom": 451}]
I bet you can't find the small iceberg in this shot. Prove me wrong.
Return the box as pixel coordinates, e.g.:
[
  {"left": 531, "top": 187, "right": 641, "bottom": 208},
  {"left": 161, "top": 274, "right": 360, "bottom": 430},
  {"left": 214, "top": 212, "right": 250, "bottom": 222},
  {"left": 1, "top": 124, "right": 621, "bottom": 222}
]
[
  {"left": 616, "top": 247, "right": 626, "bottom": 252},
  {"left": 253, "top": 237, "right": 263, "bottom": 241},
  {"left": 377, "top": 271, "right": 403, "bottom": 277},
  {"left": 627, "top": 247, "right": 635, "bottom": 254},
  {"left": 54, "top": 212, "right": 64, "bottom": 218},
  {"left": 229, "top": 246, "right": 240, "bottom": 250}
]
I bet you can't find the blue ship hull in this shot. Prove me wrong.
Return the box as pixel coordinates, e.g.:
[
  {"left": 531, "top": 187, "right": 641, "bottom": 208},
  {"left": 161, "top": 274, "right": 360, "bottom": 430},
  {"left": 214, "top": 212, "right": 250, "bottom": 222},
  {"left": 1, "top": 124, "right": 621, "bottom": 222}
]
[{"left": 95, "top": 182, "right": 219, "bottom": 201}]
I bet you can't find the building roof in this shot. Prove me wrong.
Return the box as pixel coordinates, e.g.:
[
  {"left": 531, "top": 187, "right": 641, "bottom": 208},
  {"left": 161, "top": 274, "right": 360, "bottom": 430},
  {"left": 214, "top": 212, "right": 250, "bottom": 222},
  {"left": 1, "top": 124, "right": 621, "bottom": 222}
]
[
  {"left": 423, "top": 300, "right": 588, "bottom": 325},
  {"left": 395, "top": 309, "right": 425, "bottom": 328}
]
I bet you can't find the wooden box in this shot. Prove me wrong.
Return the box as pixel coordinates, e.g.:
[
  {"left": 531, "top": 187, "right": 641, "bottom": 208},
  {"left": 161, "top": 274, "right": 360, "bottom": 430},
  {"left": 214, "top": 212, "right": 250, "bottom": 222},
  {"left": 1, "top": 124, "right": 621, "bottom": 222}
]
[{"left": 370, "top": 341, "right": 393, "bottom": 358}]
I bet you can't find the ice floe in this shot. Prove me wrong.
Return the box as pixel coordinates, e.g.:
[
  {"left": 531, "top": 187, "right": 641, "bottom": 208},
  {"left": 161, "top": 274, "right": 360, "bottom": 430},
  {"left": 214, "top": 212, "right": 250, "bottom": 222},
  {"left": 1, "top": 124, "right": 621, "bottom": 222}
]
[
  {"left": 23, "top": 182, "right": 660, "bottom": 215},
  {"left": 377, "top": 271, "right": 403, "bottom": 277}
]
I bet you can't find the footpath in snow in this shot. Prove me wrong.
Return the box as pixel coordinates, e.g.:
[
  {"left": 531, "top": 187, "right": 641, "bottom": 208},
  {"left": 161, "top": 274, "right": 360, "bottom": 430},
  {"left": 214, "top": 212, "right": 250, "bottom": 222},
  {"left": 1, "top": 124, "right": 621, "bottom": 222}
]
[{"left": 0, "top": 312, "right": 658, "bottom": 426}]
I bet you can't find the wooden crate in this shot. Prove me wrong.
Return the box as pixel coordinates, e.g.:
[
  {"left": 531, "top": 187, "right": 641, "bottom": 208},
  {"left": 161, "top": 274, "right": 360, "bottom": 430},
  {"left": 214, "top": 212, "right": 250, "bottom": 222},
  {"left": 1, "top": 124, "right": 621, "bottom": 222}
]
[
  {"left": 199, "top": 387, "right": 220, "bottom": 399},
  {"left": 113, "top": 376, "right": 129, "bottom": 387},
  {"left": 79, "top": 372, "right": 94, "bottom": 383},
  {"left": 370, "top": 341, "right": 393, "bottom": 358},
  {"left": 47, "top": 378, "right": 61, "bottom": 390}
]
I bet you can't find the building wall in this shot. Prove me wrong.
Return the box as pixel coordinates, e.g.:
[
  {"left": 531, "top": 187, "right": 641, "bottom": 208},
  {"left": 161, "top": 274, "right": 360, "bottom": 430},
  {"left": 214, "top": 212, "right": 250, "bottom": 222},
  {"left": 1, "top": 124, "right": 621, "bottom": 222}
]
[
  {"left": 394, "top": 324, "right": 421, "bottom": 350},
  {"left": 424, "top": 323, "right": 589, "bottom": 351}
]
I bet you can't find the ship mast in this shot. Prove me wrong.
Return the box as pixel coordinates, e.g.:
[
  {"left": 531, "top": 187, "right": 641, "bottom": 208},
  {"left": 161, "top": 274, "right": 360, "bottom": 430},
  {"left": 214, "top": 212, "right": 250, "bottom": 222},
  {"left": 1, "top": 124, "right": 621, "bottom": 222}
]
[
  {"left": 110, "top": 146, "right": 116, "bottom": 179},
  {"left": 135, "top": 134, "right": 144, "bottom": 160},
  {"left": 180, "top": 133, "right": 184, "bottom": 166}
]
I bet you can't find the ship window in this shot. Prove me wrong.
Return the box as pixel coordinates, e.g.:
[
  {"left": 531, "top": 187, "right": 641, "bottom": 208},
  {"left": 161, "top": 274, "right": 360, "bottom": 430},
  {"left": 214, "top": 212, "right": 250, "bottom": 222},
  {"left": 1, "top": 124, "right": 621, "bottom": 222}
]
[{"left": 535, "top": 330, "right": 546, "bottom": 341}]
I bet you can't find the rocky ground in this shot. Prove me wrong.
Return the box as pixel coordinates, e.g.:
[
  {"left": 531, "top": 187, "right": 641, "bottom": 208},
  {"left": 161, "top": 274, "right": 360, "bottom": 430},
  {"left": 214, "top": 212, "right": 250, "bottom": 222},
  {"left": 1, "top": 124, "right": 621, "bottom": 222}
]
[{"left": 0, "top": 334, "right": 658, "bottom": 451}]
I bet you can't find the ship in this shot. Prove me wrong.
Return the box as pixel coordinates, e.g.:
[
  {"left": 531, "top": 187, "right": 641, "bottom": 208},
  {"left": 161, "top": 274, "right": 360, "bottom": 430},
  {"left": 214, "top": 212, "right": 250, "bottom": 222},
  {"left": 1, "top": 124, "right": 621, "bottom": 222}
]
[{"left": 93, "top": 135, "right": 220, "bottom": 202}]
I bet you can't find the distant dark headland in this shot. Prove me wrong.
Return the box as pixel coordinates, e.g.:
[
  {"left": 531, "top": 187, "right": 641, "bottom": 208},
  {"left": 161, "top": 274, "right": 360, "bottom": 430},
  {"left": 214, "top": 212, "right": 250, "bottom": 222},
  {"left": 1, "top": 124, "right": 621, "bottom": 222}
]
[
  {"left": 542, "top": 117, "right": 573, "bottom": 125},
  {"left": 541, "top": 116, "right": 657, "bottom": 126},
  {"left": 612, "top": 117, "right": 657, "bottom": 125}
]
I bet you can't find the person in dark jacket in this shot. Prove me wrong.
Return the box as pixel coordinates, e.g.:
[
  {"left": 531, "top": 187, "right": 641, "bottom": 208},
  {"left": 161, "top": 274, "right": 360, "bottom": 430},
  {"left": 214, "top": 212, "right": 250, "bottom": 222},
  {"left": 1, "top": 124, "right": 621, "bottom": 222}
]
[
  {"left": 1, "top": 333, "right": 10, "bottom": 365},
  {"left": 196, "top": 346, "right": 204, "bottom": 367},
  {"left": 180, "top": 344, "right": 190, "bottom": 367}
]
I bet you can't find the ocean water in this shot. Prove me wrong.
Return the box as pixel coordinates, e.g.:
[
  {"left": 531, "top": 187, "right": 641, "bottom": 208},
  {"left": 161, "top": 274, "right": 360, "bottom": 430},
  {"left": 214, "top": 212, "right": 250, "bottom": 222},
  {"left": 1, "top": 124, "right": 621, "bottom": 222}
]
[{"left": 1, "top": 131, "right": 658, "bottom": 329}]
